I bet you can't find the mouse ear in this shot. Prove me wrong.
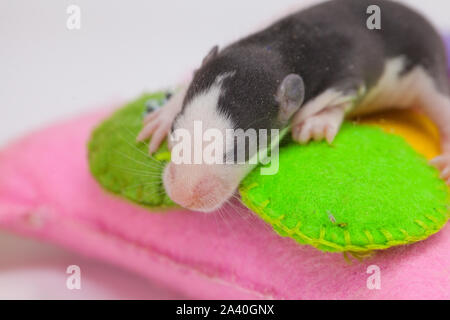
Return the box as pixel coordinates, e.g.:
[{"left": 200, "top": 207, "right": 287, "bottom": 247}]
[
  {"left": 202, "top": 45, "right": 219, "bottom": 66},
  {"left": 276, "top": 74, "right": 305, "bottom": 123}
]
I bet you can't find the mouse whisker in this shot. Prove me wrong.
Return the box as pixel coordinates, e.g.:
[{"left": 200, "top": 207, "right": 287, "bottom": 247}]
[
  {"left": 110, "top": 164, "right": 163, "bottom": 177},
  {"left": 230, "top": 194, "right": 268, "bottom": 228},
  {"left": 227, "top": 200, "right": 250, "bottom": 221},
  {"left": 113, "top": 149, "right": 164, "bottom": 170},
  {"left": 241, "top": 115, "right": 273, "bottom": 131},
  {"left": 223, "top": 201, "right": 244, "bottom": 225},
  {"left": 121, "top": 181, "right": 164, "bottom": 192},
  {"left": 216, "top": 203, "right": 235, "bottom": 232},
  {"left": 111, "top": 163, "right": 162, "bottom": 173},
  {"left": 121, "top": 127, "right": 166, "bottom": 164}
]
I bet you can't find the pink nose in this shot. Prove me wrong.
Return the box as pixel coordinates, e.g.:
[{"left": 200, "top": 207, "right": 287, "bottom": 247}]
[{"left": 167, "top": 173, "right": 227, "bottom": 211}]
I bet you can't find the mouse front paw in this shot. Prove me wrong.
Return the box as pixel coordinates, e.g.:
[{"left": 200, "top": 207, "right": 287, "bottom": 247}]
[
  {"left": 292, "top": 106, "right": 345, "bottom": 144},
  {"left": 137, "top": 104, "right": 174, "bottom": 154},
  {"left": 430, "top": 154, "right": 450, "bottom": 184}
]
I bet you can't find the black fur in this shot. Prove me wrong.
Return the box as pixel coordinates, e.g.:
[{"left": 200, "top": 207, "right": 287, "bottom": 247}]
[{"left": 179, "top": 0, "right": 448, "bottom": 132}]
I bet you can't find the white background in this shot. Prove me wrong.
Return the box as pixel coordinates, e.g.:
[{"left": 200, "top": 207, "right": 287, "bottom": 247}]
[{"left": 0, "top": 0, "right": 449, "bottom": 299}]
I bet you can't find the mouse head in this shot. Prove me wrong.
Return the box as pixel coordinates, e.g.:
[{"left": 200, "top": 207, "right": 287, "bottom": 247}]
[{"left": 163, "top": 46, "right": 305, "bottom": 212}]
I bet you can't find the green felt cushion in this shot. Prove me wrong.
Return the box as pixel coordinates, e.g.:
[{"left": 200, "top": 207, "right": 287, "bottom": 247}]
[
  {"left": 88, "top": 92, "right": 175, "bottom": 209},
  {"left": 240, "top": 123, "right": 450, "bottom": 252}
]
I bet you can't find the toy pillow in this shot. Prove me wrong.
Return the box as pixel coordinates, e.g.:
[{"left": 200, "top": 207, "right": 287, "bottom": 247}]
[{"left": 0, "top": 104, "right": 449, "bottom": 299}]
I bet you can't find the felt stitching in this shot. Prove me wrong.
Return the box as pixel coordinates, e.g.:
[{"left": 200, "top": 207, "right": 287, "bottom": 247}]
[
  {"left": 319, "top": 227, "right": 326, "bottom": 240},
  {"left": 245, "top": 182, "right": 259, "bottom": 192},
  {"left": 260, "top": 199, "right": 270, "bottom": 209},
  {"left": 425, "top": 214, "right": 439, "bottom": 225},
  {"left": 380, "top": 229, "right": 394, "bottom": 242},
  {"left": 343, "top": 230, "right": 351, "bottom": 245},
  {"left": 364, "top": 230, "right": 374, "bottom": 244},
  {"left": 415, "top": 219, "right": 430, "bottom": 231},
  {"left": 242, "top": 193, "right": 448, "bottom": 253},
  {"left": 399, "top": 228, "right": 410, "bottom": 240}
]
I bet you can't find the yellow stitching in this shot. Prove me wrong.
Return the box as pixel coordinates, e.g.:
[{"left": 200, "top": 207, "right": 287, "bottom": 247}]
[
  {"left": 399, "top": 228, "right": 410, "bottom": 240},
  {"left": 415, "top": 219, "right": 429, "bottom": 231},
  {"left": 349, "top": 250, "right": 374, "bottom": 261},
  {"left": 380, "top": 229, "right": 393, "bottom": 242},
  {"left": 318, "top": 239, "right": 344, "bottom": 251},
  {"left": 292, "top": 227, "right": 313, "bottom": 242},
  {"left": 344, "top": 230, "right": 351, "bottom": 246},
  {"left": 319, "top": 227, "right": 326, "bottom": 240},
  {"left": 343, "top": 252, "right": 352, "bottom": 264},
  {"left": 425, "top": 214, "right": 439, "bottom": 225},
  {"left": 364, "top": 230, "right": 374, "bottom": 244},
  {"left": 240, "top": 192, "right": 448, "bottom": 252},
  {"left": 259, "top": 200, "right": 270, "bottom": 209},
  {"left": 244, "top": 182, "right": 259, "bottom": 192},
  {"left": 284, "top": 225, "right": 296, "bottom": 236}
]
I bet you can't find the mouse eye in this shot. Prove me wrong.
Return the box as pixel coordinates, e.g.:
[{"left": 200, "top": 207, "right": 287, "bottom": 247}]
[
  {"left": 223, "top": 150, "right": 235, "bottom": 164},
  {"left": 222, "top": 136, "right": 257, "bottom": 165}
]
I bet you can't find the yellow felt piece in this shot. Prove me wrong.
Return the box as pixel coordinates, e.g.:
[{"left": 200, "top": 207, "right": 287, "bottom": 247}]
[{"left": 358, "top": 110, "right": 441, "bottom": 160}]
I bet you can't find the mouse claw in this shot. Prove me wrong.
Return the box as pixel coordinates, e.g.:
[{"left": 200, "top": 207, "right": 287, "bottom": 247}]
[
  {"left": 148, "top": 123, "right": 171, "bottom": 155},
  {"left": 430, "top": 154, "right": 450, "bottom": 185},
  {"left": 137, "top": 120, "right": 159, "bottom": 142},
  {"left": 440, "top": 167, "right": 450, "bottom": 180},
  {"left": 430, "top": 155, "right": 449, "bottom": 167},
  {"left": 137, "top": 113, "right": 172, "bottom": 155},
  {"left": 325, "top": 124, "right": 338, "bottom": 145},
  {"left": 143, "top": 108, "right": 161, "bottom": 125},
  {"left": 294, "top": 122, "right": 313, "bottom": 144}
]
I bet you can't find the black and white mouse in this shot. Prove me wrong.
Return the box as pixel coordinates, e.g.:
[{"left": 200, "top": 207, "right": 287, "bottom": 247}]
[{"left": 138, "top": 0, "right": 450, "bottom": 212}]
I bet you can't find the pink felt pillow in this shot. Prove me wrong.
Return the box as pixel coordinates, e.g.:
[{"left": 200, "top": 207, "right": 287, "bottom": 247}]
[{"left": 0, "top": 107, "right": 449, "bottom": 300}]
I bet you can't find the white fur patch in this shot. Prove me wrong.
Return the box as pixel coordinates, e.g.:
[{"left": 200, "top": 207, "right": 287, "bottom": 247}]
[
  {"left": 293, "top": 56, "right": 450, "bottom": 132},
  {"left": 351, "top": 56, "right": 441, "bottom": 116},
  {"left": 294, "top": 89, "right": 355, "bottom": 123},
  {"left": 352, "top": 56, "right": 450, "bottom": 153},
  {"left": 175, "top": 72, "right": 235, "bottom": 134},
  {"left": 172, "top": 72, "right": 238, "bottom": 160}
]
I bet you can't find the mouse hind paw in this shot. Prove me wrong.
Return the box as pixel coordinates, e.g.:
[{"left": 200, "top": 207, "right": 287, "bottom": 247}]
[
  {"left": 430, "top": 154, "right": 450, "bottom": 184},
  {"left": 292, "top": 105, "right": 345, "bottom": 145}
]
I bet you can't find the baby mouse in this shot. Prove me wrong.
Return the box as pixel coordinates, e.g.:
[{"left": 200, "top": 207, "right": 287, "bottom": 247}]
[{"left": 138, "top": 0, "right": 450, "bottom": 212}]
